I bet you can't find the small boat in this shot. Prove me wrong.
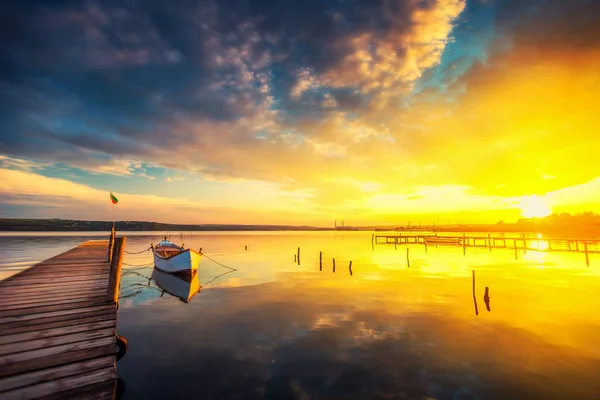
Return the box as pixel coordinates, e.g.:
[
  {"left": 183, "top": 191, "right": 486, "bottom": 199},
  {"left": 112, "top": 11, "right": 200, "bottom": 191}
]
[
  {"left": 151, "top": 237, "right": 201, "bottom": 278},
  {"left": 151, "top": 268, "right": 201, "bottom": 303}
]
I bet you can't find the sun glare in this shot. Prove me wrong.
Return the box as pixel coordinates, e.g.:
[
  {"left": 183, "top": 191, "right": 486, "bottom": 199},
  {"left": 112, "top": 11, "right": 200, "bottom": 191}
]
[{"left": 519, "top": 197, "right": 552, "bottom": 218}]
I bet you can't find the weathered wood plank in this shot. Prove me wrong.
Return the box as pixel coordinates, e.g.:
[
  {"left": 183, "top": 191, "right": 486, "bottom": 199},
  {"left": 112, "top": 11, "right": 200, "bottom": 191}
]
[
  {"left": 0, "top": 299, "right": 110, "bottom": 318},
  {"left": 0, "top": 282, "right": 107, "bottom": 295},
  {"left": 0, "top": 295, "right": 107, "bottom": 310},
  {"left": 5, "top": 270, "right": 109, "bottom": 279},
  {"left": 0, "top": 277, "right": 108, "bottom": 288},
  {"left": 0, "top": 367, "right": 115, "bottom": 400},
  {"left": 0, "top": 344, "right": 115, "bottom": 380},
  {"left": 38, "top": 376, "right": 116, "bottom": 400},
  {"left": 0, "top": 312, "right": 116, "bottom": 336},
  {"left": 0, "top": 320, "right": 116, "bottom": 345},
  {"left": 0, "top": 304, "right": 116, "bottom": 324},
  {"left": 0, "top": 356, "right": 114, "bottom": 392},
  {"left": 0, "top": 288, "right": 107, "bottom": 302},
  {"left": 8, "top": 264, "right": 108, "bottom": 272},
  {"left": 0, "top": 336, "right": 115, "bottom": 371},
  {"left": 0, "top": 327, "right": 115, "bottom": 356}
]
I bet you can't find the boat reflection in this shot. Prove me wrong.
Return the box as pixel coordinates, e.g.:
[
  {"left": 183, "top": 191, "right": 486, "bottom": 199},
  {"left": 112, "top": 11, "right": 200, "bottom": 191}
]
[{"left": 151, "top": 268, "right": 201, "bottom": 303}]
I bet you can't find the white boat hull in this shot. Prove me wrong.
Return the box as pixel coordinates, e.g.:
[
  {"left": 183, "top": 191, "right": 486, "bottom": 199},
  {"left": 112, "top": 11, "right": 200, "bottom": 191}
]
[{"left": 153, "top": 249, "right": 202, "bottom": 275}]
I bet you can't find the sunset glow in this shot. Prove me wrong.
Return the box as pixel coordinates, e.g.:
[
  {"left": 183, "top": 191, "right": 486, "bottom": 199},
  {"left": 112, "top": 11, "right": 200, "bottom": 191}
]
[
  {"left": 519, "top": 197, "right": 553, "bottom": 219},
  {"left": 1, "top": 0, "right": 599, "bottom": 225}
]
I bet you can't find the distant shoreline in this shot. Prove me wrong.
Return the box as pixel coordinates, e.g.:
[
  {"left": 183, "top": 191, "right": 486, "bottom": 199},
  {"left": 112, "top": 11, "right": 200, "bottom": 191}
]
[{"left": 1, "top": 218, "right": 599, "bottom": 238}]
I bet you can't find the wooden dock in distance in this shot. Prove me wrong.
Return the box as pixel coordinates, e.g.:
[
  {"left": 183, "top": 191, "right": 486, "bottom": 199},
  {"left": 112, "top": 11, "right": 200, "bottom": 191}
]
[
  {"left": 0, "top": 237, "right": 126, "bottom": 399},
  {"left": 373, "top": 233, "right": 598, "bottom": 266}
]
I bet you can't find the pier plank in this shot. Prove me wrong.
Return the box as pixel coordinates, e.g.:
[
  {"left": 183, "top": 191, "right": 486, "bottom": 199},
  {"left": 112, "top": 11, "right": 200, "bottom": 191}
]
[
  {"left": 0, "top": 299, "right": 110, "bottom": 318},
  {"left": 0, "top": 356, "right": 114, "bottom": 393},
  {"left": 0, "top": 239, "right": 125, "bottom": 399},
  {"left": 0, "top": 313, "right": 116, "bottom": 337}
]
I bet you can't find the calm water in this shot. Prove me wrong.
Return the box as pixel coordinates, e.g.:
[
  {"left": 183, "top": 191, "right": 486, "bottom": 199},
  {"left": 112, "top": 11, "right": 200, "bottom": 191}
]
[{"left": 2, "top": 231, "right": 600, "bottom": 399}]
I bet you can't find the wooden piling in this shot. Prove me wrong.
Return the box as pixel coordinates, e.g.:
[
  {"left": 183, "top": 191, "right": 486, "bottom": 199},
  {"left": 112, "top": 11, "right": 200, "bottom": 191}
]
[
  {"left": 245, "top": 245, "right": 247, "bottom": 251},
  {"left": 488, "top": 234, "right": 492, "bottom": 252},
  {"left": 394, "top": 237, "right": 397, "bottom": 250},
  {"left": 584, "top": 241, "right": 589, "bottom": 267},
  {"left": 333, "top": 258, "right": 336, "bottom": 273},
  {"left": 513, "top": 239, "right": 518, "bottom": 260},
  {"left": 297, "top": 247, "right": 300, "bottom": 265},
  {"left": 294, "top": 254, "right": 296, "bottom": 262},
  {"left": 424, "top": 239, "right": 428, "bottom": 254},
  {"left": 406, "top": 248, "right": 410, "bottom": 267},
  {"left": 349, "top": 261, "right": 353, "bottom": 276},
  {"left": 107, "top": 237, "right": 126, "bottom": 303},
  {"left": 522, "top": 233, "right": 527, "bottom": 254},
  {"left": 107, "top": 226, "right": 116, "bottom": 263},
  {"left": 568, "top": 241, "right": 572, "bottom": 251},
  {"left": 463, "top": 233, "right": 466, "bottom": 255},
  {"left": 319, "top": 251, "right": 322, "bottom": 271},
  {"left": 576, "top": 240, "right": 579, "bottom": 252}
]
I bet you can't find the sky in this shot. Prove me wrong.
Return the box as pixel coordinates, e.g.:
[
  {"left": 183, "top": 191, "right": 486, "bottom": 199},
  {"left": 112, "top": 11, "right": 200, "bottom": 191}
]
[{"left": 1, "top": 0, "right": 599, "bottom": 226}]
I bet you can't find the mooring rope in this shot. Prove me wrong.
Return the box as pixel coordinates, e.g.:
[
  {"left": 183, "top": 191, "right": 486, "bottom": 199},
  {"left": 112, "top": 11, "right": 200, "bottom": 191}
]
[
  {"left": 202, "top": 269, "right": 235, "bottom": 286},
  {"left": 124, "top": 246, "right": 152, "bottom": 255},
  {"left": 200, "top": 252, "right": 237, "bottom": 271}
]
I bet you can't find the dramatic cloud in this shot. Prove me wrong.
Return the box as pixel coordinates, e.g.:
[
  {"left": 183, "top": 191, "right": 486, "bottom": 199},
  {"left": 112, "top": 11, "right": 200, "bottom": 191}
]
[{"left": 1, "top": 0, "right": 598, "bottom": 221}]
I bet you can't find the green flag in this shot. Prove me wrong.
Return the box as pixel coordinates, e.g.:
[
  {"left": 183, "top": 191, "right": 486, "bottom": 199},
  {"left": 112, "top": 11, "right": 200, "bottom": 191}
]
[{"left": 110, "top": 192, "right": 119, "bottom": 204}]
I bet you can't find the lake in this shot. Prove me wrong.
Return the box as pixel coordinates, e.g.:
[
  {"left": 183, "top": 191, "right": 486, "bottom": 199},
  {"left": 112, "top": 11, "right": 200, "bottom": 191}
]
[{"left": 2, "top": 231, "right": 600, "bottom": 399}]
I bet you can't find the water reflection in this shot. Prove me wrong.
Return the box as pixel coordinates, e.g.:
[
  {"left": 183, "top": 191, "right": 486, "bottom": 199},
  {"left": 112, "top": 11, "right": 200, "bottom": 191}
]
[
  {"left": 151, "top": 268, "right": 200, "bottom": 303},
  {"left": 3, "top": 232, "right": 600, "bottom": 399},
  {"left": 484, "top": 287, "right": 491, "bottom": 312},
  {"left": 117, "top": 279, "right": 600, "bottom": 400}
]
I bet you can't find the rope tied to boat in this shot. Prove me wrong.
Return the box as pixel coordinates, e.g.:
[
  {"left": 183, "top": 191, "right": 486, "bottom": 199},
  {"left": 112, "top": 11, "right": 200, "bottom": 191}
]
[
  {"left": 199, "top": 251, "right": 237, "bottom": 272},
  {"left": 124, "top": 246, "right": 152, "bottom": 255}
]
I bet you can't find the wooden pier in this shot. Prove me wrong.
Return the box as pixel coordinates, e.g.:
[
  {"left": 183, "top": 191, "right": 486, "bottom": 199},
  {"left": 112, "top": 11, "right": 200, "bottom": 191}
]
[
  {"left": 0, "top": 236, "right": 126, "bottom": 399},
  {"left": 373, "top": 233, "right": 599, "bottom": 266}
]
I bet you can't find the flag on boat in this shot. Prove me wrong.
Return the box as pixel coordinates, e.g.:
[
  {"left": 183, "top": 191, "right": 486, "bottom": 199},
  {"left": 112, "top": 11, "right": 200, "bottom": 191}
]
[{"left": 110, "top": 192, "right": 119, "bottom": 204}]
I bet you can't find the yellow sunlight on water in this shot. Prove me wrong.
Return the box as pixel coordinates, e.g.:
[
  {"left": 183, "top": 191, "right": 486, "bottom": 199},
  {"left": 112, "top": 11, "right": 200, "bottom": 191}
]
[{"left": 519, "top": 196, "right": 552, "bottom": 218}]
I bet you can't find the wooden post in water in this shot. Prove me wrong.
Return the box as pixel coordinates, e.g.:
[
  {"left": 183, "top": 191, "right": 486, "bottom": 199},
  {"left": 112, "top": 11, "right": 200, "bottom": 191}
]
[
  {"left": 576, "top": 240, "right": 579, "bottom": 252},
  {"left": 424, "top": 239, "right": 428, "bottom": 254},
  {"left": 406, "top": 248, "right": 410, "bottom": 267},
  {"left": 108, "top": 237, "right": 126, "bottom": 303},
  {"left": 107, "top": 226, "right": 116, "bottom": 263},
  {"left": 472, "top": 270, "right": 478, "bottom": 316},
  {"left": 584, "top": 241, "right": 589, "bottom": 267},
  {"left": 568, "top": 241, "right": 572, "bottom": 251},
  {"left": 333, "top": 258, "right": 336, "bottom": 273},
  {"left": 488, "top": 234, "right": 492, "bottom": 252},
  {"left": 245, "top": 245, "right": 247, "bottom": 251},
  {"left": 514, "top": 239, "right": 518, "bottom": 260},
  {"left": 319, "top": 251, "right": 322, "bottom": 271},
  {"left": 371, "top": 234, "right": 375, "bottom": 246},
  {"left": 394, "top": 237, "right": 397, "bottom": 250},
  {"left": 294, "top": 254, "right": 297, "bottom": 262},
  {"left": 522, "top": 233, "right": 527, "bottom": 254},
  {"left": 297, "top": 247, "right": 300, "bottom": 265},
  {"left": 463, "top": 233, "right": 466, "bottom": 256},
  {"left": 349, "top": 261, "right": 353, "bottom": 276}
]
